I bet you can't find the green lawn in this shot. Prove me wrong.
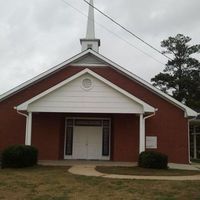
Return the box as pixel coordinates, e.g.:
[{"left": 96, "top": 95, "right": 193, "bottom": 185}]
[
  {"left": 96, "top": 166, "right": 200, "bottom": 176},
  {"left": 0, "top": 166, "right": 200, "bottom": 200}
]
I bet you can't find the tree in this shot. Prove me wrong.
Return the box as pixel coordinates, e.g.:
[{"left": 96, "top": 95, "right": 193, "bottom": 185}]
[{"left": 151, "top": 34, "right": 200, "bottom": 110}]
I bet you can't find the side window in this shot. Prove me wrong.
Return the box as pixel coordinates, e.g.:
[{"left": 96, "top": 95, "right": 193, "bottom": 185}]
[
  {"left": 102, "top": 120, "right": 110, "bottom": 156},
  {"left": 65, "top": 119, "right": 73, "bottom": 155}
]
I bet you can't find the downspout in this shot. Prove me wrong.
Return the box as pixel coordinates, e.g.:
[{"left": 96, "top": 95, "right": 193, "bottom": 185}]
[
  {"left": 14, "top": 107, "right": 28, "bottom": 145},
  {"left": 143, "top": 108, "right": 158, "bottom": 152}
]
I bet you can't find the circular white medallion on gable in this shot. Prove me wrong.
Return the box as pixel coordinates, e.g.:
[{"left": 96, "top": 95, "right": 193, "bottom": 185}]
[{"left": 82, "top": 78, "right": 93, "bottom": 90}]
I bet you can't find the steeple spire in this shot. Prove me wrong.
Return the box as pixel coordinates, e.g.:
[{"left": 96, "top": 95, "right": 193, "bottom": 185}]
[
  {"left": 80, "top": 0, "right": 100, "bottom": 52},
  {"left": 86, "top": 0, "right": 95, "bottom": 39}
]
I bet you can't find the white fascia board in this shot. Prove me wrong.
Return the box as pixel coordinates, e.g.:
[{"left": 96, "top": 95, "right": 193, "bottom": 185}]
[
  {"left": 1, "top": 48, "right": 197, "bottom": 117},
  {"left": 16, "top": 68, "right": 155, "bottom": 113}
]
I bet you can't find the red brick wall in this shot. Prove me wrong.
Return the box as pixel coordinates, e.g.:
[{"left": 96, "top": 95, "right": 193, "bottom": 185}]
[
  {"left": 112, "top": 114, "right": 139, "bottom": 162},
  {"left": 0, "top": 107, "right": 26, "bottom": 148},
  {"left": 32, "top": 113, "right": 65, "bottom": 160},
  {"left": 31, "top": 113, "right": 139, "bottom": 162},
  {"left": 0, "top": 65, "right": 189, "bottom": 163}
]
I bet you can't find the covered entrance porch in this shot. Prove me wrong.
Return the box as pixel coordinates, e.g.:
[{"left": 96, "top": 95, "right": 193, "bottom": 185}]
[
  {"left": 20, "top": 112, "right": 154, "bottom": 162},
  {"left": 15, "top": 69, "right": 156, "bottom": 162}
]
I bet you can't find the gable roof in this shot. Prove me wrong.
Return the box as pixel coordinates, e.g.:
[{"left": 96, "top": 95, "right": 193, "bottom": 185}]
[
  {"left": 0, "top": 49, "right": 197, "bottom": 117},
  {"left": 16, "top": 68, "right": 155, "bottom": 113}
]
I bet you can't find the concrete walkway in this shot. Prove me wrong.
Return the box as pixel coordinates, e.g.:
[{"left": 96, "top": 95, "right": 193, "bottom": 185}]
[{"left": 68, "top": 165, "right": 200, "bottom": 181}]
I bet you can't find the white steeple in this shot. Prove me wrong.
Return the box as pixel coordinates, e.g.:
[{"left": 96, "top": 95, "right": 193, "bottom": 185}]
[
  {"left": 80, "top": 0, "right": 100, "bottom": 52},
  {"left": 86, "top": 0, "right": 95, "bottom": 39}
]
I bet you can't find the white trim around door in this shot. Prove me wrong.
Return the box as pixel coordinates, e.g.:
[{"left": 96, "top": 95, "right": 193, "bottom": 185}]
[{"left": 64, "top": 117, "right": 111, "bottom": 160}]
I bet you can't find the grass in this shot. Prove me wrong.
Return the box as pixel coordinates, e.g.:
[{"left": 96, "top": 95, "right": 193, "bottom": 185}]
[
  {"left": 0, "top": 166, "right": 199, "bottom": 200},
  {"left": 96, "top": 166, "right": 200, "bottom": 176}
]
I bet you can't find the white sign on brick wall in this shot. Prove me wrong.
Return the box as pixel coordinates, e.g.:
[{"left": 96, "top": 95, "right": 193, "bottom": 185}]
[{"left": 146, "top": 136, "right": 157, "bottom": 149}]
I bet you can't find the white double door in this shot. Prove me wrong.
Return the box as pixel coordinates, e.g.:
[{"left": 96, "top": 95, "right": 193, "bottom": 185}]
[{"left": 73, "top": 126, "right": 103, "bottom": 160}]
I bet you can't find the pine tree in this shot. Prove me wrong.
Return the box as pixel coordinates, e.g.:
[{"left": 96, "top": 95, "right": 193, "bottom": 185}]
[{"left": 151, "top": 34, "right": 200, "bottom": 110}]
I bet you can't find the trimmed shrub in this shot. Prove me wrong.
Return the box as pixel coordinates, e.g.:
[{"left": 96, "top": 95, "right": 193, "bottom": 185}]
[
  {"left": 138, "top": 151, "right": 168, "bottom": 169},
  {"left": 1, "top": 145, "right": 38, "bottom": 169}
]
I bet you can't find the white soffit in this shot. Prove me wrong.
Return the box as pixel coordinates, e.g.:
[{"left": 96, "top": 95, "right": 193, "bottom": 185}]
[{"left": 16, "top": 68, "right": 155, "bottom": 113}]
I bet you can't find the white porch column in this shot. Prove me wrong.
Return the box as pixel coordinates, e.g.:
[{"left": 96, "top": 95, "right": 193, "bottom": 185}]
[
  {"left": 139, "top": 114, "right": 145, "bottom": 153},
  {"left": 25, "top": 112, "right": 32, "bottom": 146}
]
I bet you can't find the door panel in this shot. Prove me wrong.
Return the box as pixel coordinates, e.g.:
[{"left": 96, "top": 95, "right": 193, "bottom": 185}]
[
  {"left": 87, "top": 127, "right": 102, "bottom": 160},
  {"left": 73, "top": 127, "right": 88, "bottom": 159},
  {"left": 73, "top": 126, "right": 102, "bottom": 160}
]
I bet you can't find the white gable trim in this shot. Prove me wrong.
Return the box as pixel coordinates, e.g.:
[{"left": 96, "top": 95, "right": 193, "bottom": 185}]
[
  {"left": 16, "top": 68, "right": 155, "bottom": 113},
  {"left": 0, "top": 49, "right": 197, "bottom": 117}
]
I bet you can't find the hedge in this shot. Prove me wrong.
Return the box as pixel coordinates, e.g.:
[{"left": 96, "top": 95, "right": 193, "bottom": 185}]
[
  {"left": 1, "top": 145, "right": 38, "bottom": 169},
  {"left": 138, "top": 151, "right": 168, "bottom": 169}
]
